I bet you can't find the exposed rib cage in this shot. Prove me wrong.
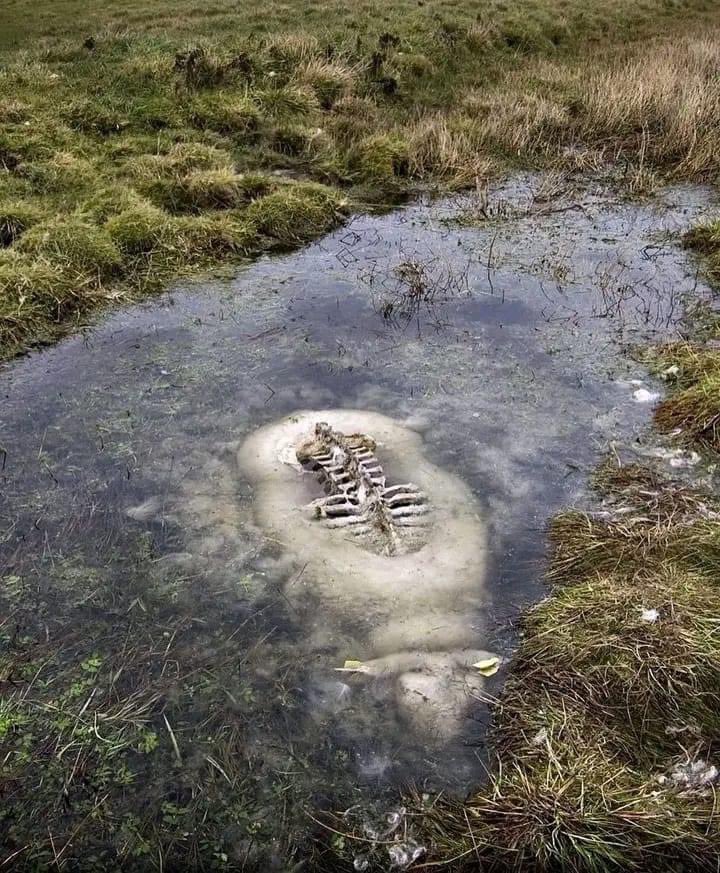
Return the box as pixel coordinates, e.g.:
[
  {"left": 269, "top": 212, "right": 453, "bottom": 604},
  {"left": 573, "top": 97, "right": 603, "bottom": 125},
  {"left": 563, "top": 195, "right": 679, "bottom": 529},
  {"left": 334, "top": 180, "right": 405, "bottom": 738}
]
[{"left": 296, "top": 422, "right": 429, "bottom": 556}]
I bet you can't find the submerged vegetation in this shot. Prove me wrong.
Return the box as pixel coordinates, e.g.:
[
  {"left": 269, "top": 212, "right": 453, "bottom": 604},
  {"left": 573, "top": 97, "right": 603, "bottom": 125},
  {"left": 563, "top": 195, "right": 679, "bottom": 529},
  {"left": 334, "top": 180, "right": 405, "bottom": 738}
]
[
  {"left": 0, "top": 530, "right": 345, "bottom": 870},
  {"left": 0, "top": 0, "right": 719, "bottom": 357}
]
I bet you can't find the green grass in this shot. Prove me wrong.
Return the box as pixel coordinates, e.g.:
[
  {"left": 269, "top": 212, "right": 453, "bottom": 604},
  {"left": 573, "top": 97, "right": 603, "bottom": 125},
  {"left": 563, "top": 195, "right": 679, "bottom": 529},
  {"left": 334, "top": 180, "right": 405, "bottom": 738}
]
[
  {"left": 391, "top": 463, "right": 720, "bottom": 872},
  {"left": 0, "top": 0, "right": 719, "bottom": 359},
  {"left": 638, "top": 342, "right": 720, "bottom": 451}
]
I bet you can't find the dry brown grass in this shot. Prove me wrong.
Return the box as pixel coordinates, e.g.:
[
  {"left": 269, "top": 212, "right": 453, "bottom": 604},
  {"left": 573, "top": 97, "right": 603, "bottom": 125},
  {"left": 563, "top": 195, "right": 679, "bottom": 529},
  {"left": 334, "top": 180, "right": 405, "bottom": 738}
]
[
  {"left": 427, "top": 28, "right": 720, "bottom": 179},
  {"left": 575, "top": 36, "right": 720, "bottom": 177}
]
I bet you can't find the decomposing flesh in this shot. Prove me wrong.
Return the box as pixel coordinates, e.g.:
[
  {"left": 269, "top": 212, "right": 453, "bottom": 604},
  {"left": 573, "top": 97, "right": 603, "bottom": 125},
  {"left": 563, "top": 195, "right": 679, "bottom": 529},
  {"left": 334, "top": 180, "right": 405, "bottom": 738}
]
[{"left": 238, "top": 410, "right": 496, "bottom": 739}]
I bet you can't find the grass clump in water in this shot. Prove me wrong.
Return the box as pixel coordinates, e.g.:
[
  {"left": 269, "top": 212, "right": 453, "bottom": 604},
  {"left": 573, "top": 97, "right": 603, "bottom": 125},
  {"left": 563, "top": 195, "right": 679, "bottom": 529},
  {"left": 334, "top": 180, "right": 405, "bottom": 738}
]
[{"left": 686, "top": 220, "right": 720, "bottom": 281}]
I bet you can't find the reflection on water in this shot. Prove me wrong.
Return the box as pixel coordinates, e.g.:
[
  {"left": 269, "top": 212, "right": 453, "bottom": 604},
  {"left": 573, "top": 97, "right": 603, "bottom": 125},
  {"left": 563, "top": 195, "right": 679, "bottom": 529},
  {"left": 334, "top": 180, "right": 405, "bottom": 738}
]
[{"left": 0, "top": 174, "right": 718, "bottom": 862}]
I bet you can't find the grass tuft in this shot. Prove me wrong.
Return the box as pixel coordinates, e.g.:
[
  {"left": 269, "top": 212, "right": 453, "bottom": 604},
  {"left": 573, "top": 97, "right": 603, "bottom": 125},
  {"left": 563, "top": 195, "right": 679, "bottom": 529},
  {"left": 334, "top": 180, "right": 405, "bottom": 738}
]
[
  {"left": 295, "top": 57, "right": 358, "bottom": 108},
  {"left": 401, "top": 458, "right": 720, "bottom": 871},
  {"left": 252, "top": 83, "right": 320, "bottom": 119},
  {"left": 16, "top": 215, "right": 122, "bottom": 277},
  {"left": 187, "top": 92, "right": 261, "bottom": 135},
  {"left": 245, "top": 182, "right": 346, "bottom": 246},
  {"left": 0, "top": 201, "right": 42, "bottom": 247},
  {"left": 351, "top": 132, "right": 410, "bottom": 183},
  {"left": 686, "top": 220, "right": 720, "bottom": 281},
  {"left": 639, "top": 342, "right": 720, "bottom": 451},
  {"left": 105, "top": 200, "right": 172, "bottom": 254}
]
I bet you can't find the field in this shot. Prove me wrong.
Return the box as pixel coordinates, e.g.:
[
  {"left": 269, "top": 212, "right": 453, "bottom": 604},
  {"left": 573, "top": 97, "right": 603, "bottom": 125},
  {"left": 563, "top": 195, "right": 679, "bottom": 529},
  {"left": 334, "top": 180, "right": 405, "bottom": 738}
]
[
  {"left": 1, "top": 0, "right": 719, "bottom": 357},
  {"left": 2, "top": 0, "right": 720, "bottom": 870}
]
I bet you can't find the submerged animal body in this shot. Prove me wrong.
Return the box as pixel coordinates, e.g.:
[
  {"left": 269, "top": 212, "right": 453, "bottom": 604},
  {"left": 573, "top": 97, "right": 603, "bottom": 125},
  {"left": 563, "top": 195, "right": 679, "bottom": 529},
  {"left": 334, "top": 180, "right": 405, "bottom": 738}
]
[{"left": 238, "top": 410, "right": 496, "bottom": 738}]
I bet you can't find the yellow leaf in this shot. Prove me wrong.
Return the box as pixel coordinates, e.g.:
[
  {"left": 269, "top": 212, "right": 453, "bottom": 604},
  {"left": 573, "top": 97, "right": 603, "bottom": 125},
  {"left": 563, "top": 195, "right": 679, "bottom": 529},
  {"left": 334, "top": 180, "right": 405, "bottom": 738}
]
[
  {"left": 473, "top": 657, "right": 500, "bottom": 677},
  {"left": 343, "top": 659, "right": 364, "bottom": 670},
  {"left": 334, "top": 659, "right": 369, "bottom": 673}
]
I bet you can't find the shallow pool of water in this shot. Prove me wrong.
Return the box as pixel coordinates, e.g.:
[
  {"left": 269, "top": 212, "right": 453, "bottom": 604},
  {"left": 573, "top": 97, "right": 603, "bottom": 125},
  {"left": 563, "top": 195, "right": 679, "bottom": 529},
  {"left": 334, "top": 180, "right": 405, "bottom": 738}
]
[{"left": 1, "top": 174, "right": 717, "bottom": 859}]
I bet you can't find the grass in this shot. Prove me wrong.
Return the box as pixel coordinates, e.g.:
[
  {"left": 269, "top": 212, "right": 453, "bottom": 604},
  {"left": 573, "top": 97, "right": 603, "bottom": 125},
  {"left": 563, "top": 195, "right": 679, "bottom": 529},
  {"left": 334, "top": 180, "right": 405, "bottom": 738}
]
[
  {"left": 638, "top": 342, "right": 720, "bottom": 451},
  {"left": 383, "top": 460, "right": 720, "bottom": 872},
  {"left": 687, "top": 221, "right": 720, "bottom": 283},
  {"left": 0, "top": 0, "right": 719, "bottom": 358},
  {"left": 3, "top": 0, "right": 720, "bottom": 869}
]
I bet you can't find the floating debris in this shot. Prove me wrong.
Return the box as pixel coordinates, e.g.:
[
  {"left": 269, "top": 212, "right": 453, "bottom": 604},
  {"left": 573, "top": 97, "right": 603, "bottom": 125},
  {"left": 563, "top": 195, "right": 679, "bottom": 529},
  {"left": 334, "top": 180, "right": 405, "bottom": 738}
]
[
  {"left": 658, "top": 758, "right": 720, "bottom": 793},
  {"left": 633, "top": 387, "right": 660, "bottom": 404}
]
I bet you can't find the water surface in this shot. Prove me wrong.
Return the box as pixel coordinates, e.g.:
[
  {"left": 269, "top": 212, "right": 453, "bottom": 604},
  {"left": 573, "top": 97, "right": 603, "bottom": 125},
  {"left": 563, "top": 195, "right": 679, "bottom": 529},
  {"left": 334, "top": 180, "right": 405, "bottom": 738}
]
[{"left": 1, "top": 174, "right": 717, "bottom": 862}]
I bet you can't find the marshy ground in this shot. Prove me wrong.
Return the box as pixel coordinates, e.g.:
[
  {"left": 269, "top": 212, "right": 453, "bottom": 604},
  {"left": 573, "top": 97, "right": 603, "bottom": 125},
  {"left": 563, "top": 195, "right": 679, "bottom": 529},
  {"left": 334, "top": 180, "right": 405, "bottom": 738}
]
[{"left": 2, "top": 1, "right": 720, "bottom": 871}]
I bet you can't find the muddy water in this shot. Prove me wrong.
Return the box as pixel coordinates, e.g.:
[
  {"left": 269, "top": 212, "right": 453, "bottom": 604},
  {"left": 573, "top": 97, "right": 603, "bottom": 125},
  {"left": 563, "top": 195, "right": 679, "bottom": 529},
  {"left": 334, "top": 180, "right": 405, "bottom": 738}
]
[{"left": 1, "top": 176, "right": 717, "bottom": 830}]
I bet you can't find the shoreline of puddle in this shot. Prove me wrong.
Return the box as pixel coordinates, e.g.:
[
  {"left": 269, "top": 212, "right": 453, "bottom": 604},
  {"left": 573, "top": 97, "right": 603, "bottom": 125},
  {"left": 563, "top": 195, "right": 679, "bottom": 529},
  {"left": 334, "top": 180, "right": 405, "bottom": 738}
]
[{"left": 1, "top": 173, "right": 719, "bottom": 813}]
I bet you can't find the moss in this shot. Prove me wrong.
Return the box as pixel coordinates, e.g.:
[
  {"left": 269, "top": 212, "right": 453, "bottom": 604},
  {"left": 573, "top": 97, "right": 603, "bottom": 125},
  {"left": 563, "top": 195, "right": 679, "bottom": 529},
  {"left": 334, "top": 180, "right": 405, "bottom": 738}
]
[{"left": 245, "top": 182, "right": 346, "bottom": 246}]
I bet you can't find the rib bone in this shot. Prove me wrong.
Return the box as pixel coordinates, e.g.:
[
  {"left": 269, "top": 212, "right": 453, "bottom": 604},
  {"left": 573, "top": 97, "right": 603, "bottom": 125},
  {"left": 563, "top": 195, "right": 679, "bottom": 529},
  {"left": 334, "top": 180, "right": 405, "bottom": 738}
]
[{"left": 296, "top": 422, "right": 429, "bottom": 556}]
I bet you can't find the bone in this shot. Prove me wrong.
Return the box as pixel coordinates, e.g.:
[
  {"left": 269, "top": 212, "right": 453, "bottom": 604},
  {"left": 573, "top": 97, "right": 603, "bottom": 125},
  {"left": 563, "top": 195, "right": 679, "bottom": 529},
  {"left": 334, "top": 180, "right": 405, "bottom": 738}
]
[{"left": 296, "top": 421, "right": 430, "bottom": 557}]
